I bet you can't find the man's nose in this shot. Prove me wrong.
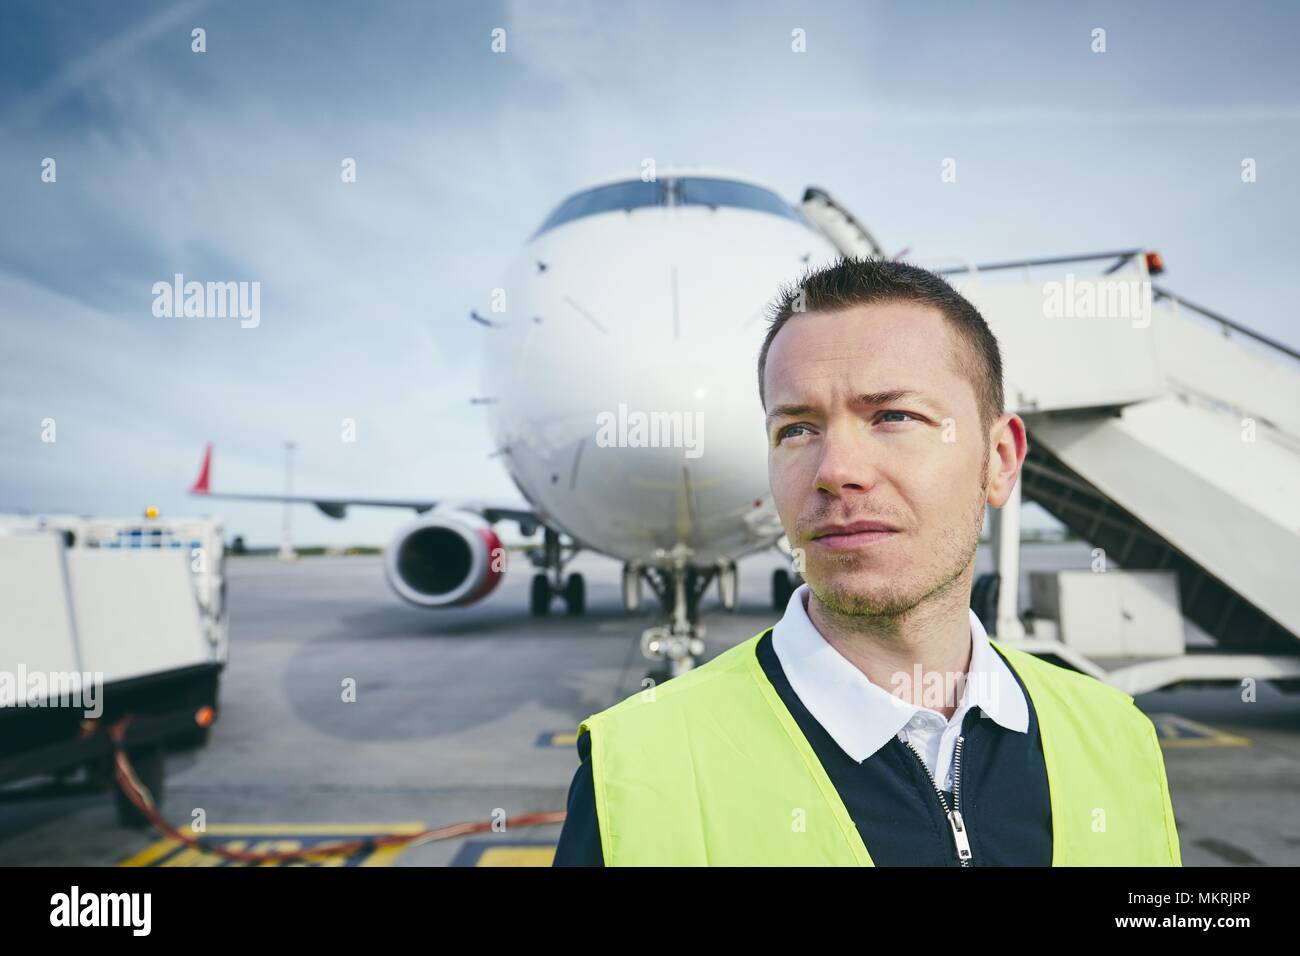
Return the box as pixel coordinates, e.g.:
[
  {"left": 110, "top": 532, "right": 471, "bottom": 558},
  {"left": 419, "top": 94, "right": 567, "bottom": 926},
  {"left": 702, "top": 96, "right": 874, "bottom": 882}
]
[{"left": 814, "top": 423, "right": 882, "bottom": 495}]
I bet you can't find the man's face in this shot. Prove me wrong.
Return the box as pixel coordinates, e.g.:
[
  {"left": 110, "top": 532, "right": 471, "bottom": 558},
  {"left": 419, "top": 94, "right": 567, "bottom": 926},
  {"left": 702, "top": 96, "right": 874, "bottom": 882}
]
[{"left": 764, "top": 301, "right": 991, "bottom": 617}]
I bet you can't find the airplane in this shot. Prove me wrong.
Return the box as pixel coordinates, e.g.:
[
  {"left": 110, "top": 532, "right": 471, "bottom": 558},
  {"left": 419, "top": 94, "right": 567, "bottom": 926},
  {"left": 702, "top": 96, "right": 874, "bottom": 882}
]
[
  {"left": 189, "top": 167, "right": 873, "bottom": 675},
  {"left": 189, "top": 165, "right": 1300, "bottom": 685}
]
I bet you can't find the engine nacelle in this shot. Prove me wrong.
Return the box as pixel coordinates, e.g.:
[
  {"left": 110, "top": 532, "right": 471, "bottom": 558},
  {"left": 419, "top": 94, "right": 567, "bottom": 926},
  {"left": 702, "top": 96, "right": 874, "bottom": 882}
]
[{"left": 383, "top": 511, "right": 505, "bottom": 608}]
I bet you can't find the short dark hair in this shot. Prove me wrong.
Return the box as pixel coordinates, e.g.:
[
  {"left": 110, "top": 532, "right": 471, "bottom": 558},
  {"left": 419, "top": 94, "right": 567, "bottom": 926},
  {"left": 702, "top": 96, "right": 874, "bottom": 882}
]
[{"left": 758, "top": 257, "right": 1005, "bottom": 431}]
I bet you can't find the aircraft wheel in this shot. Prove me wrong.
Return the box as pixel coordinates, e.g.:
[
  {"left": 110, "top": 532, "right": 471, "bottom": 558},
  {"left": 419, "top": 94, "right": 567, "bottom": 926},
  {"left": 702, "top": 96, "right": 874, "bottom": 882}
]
[
  {"left": 564, "top": 573, "right": 586, "bottom": 616},
  {"left": 772, "top": 568, "right": 795, "bottom": 611},
  {"left": 530, "top": 573, "right": 551, "bottom": 616}
]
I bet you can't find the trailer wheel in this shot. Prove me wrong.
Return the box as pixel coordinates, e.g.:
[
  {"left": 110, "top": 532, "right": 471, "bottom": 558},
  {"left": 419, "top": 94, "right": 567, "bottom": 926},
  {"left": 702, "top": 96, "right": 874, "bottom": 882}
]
[{"left": 113, "top": 746, "right": 165, "bottom": 829}]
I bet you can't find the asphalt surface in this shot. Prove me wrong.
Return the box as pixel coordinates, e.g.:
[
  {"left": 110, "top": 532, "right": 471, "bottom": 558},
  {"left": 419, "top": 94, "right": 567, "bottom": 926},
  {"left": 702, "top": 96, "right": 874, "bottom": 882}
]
[{"left": 0, "top": 544, "right": 1295, "bottom": 866}]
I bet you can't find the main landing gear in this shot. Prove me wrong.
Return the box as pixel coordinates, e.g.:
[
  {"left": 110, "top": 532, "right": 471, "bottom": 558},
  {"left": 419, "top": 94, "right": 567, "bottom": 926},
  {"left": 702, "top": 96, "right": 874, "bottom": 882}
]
[
  {"left": 772, "top": 567, "right": 799, "bottom": 610},
  {"left": 529, "top": 528, "right": 585, "bottom": 616}
]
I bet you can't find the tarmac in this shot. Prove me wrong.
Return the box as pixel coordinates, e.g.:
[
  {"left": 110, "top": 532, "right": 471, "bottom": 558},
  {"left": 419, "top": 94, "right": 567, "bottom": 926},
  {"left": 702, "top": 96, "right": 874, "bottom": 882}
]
[{"left": 0, "top": 544, "right": 1295, "bottom": 866}]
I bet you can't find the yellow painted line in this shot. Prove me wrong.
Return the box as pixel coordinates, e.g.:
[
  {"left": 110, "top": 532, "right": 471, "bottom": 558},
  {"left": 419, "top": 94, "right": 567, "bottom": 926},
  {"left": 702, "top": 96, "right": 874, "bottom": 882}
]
[
  {"left": 158, "top": 845, "right": 228, "bottom": 867},
  {"left": 119, "top": 823, "right": 428, "bottom": 867},
  {"left": 1160, "top": 737, "right": 1252, "bottom": 749},
  {"left": 536, "top": 731, "right": 579, "bottom": 748},
  {"left": 177, "top": 822, "right": 429, "bottom": 835},
  {"left": 475, "top": 846, "right": 556, "bottom": 867},
  {"left": 359, "top": 843, "right": 416, "bottom": 867},
  {"left": 118, "top": 838, "right": 180, "bottom": 868},
  {"left": 1148, "top": 713, "right": 1251, "bottom": 749}
]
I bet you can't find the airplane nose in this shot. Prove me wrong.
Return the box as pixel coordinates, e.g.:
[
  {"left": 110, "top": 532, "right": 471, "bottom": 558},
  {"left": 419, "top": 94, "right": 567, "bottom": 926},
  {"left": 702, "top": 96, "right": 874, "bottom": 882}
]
[
  {"left": 561, "top": 256, "right": 776, "bottom": 495},
  {"left": 585, "top": 336, "right": 768, "bottom": 489},
  {"left": 492, "top": 210, "right": 826, "bottom": 554}
]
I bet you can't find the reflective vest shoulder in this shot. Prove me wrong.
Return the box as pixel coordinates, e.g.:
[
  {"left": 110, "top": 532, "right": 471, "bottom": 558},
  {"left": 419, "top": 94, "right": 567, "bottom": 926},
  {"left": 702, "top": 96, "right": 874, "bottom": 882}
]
[{"left": 579, "top": 629, "right": 1181, "bottom": 866}]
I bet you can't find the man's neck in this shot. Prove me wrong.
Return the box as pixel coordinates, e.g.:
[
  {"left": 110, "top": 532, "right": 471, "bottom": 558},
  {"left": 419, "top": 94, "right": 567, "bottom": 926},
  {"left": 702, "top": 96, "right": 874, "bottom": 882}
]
[{"left": 804, "top": 572, "right": 974, "bottom": 720}]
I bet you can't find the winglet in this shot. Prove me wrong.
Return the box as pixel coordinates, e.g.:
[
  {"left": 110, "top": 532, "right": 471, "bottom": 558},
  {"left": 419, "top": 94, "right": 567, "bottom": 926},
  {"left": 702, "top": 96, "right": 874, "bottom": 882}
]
[{"left": 190, "top": 443, "right": 213, "bottom": 494}]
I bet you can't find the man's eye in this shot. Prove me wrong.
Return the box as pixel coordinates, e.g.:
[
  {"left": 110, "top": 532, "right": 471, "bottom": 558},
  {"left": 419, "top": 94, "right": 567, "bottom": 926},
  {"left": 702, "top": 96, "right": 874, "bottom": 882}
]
[
  {"left": 776, "top": 423, "right": 811, "bottom": 442},
  {"left": 878, "top": 410, "right": 915, "bottom": 423}
]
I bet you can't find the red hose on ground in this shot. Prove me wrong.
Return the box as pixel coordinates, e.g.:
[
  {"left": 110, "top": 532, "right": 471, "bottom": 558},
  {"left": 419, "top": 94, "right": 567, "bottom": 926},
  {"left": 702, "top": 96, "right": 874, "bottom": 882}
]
[{"left": 107, "top": 716, "right": 567, "bottom": 864}]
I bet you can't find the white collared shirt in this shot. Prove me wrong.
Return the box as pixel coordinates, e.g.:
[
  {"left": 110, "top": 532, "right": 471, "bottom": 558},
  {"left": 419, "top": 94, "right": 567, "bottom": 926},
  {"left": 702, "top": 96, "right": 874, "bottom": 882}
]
[{"left": 772, "top": 583, "right": 1028, "bottom": 792}]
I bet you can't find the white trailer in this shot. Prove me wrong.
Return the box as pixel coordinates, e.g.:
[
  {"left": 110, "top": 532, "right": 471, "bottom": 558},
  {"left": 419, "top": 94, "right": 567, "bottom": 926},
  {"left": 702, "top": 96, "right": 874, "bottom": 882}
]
[{"left": 0, "top": 513, "right": 227, "bottom": 826}]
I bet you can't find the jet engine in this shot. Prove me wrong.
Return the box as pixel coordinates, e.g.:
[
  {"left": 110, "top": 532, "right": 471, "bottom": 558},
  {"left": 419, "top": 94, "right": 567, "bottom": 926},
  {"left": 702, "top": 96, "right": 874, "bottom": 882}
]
[{"left": 383, "top": 511, "right": 505, "bottom": 608}]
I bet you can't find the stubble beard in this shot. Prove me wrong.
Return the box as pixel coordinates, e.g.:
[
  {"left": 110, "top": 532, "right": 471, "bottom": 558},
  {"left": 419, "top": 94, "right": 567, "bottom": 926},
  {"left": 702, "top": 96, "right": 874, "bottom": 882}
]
[{"left": 810, "top": 460, "right": 991, "bottom": 620}]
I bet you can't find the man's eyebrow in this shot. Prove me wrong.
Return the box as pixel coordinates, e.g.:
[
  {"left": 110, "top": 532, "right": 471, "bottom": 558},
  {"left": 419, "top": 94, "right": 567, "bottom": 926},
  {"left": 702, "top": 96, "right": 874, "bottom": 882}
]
[
  {"left": 852, "top": 388, "right": 933, "bottom": 409},
  {"left": 765, "top": 389, "right": 935, "bottom": 427},
  {"left": 765, "top": 402, "right": 818, "bottom": 426}
]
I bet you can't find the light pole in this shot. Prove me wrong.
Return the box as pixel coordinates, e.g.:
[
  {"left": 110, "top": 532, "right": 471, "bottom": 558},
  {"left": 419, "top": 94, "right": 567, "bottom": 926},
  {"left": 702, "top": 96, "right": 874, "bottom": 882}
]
[{"left": 278, "top": 440, "right": 297, "bottom": 561}]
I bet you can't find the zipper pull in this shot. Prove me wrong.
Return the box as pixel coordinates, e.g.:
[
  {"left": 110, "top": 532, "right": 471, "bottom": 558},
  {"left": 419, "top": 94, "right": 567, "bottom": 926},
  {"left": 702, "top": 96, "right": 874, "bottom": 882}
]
[{"left": 946, "top": 809, "right": 973, "bottom": 863}]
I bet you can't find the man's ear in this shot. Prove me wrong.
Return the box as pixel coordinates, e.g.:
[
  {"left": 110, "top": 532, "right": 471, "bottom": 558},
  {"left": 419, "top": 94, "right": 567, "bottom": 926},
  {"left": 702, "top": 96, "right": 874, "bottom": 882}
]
[{"left": 986, "top": 413, "right": 1027, "bottom": 508}]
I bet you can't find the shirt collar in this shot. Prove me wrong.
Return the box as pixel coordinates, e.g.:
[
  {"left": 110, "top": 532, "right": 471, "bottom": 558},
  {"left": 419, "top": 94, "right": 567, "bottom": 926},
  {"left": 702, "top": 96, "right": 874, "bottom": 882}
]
[{"left": 770, "top": 583, "right": 1029, "bottom": 763}]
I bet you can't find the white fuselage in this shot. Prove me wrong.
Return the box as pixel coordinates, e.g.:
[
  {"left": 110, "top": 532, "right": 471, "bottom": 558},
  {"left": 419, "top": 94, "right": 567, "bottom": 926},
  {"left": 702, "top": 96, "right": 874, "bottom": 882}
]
[{"left": 484, "top": 186, "right": 841, "bottom": 566}]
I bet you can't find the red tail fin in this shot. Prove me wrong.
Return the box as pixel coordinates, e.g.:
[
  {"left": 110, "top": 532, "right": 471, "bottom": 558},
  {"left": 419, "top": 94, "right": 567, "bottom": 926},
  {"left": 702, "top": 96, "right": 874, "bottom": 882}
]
[{"left": 190, "top": 443, "right": 213, "bottom": 494}]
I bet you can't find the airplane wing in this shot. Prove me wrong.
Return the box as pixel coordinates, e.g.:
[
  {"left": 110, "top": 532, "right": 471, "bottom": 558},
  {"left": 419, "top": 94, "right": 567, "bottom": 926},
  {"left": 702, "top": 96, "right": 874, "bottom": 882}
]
[{"left": 186, "top": 443, "right": 543, "bottom": 531}]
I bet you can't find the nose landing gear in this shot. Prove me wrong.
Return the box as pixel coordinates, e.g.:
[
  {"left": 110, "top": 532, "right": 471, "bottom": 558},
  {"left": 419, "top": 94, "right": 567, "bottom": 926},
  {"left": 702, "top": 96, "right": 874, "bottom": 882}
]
[
  {"left": 640, "top": 625, "right": 706, "bottom": 681},
  {"left": 638, "top": 549, "right": 735, "bottom": 680}
]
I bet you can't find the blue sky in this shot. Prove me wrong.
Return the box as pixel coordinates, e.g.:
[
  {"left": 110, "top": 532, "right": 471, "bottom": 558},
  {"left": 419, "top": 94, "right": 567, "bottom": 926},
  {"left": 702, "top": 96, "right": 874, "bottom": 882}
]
[{"left": 1, "top": 0, "right": 1297, "bottom": 546}]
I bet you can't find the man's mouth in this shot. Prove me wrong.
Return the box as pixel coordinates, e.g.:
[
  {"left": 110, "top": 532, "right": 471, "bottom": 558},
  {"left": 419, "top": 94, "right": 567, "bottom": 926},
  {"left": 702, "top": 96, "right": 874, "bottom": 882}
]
[{"left": 809, "top": 520, "right": 901, "bottom": 551}]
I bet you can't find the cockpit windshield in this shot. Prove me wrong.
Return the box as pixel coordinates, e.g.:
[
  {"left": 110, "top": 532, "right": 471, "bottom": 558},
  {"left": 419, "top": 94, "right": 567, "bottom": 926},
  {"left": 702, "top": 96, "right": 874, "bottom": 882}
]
[{"left": 533, "top": 177, "right": 806, "bottom": 238}]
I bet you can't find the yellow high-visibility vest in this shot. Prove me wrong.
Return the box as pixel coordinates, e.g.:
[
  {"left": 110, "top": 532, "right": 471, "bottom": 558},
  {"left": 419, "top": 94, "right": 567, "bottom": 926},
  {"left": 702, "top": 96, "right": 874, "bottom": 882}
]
[{"left": 579, "top": 629, "right": 1181, "bottom": 866}]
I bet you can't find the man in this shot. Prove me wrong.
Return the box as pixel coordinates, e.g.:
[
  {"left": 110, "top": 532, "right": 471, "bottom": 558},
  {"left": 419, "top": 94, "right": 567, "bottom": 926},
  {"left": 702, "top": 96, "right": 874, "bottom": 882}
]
[{"left": 553, "top": 257, "right": 1181, "bottom": 866}]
